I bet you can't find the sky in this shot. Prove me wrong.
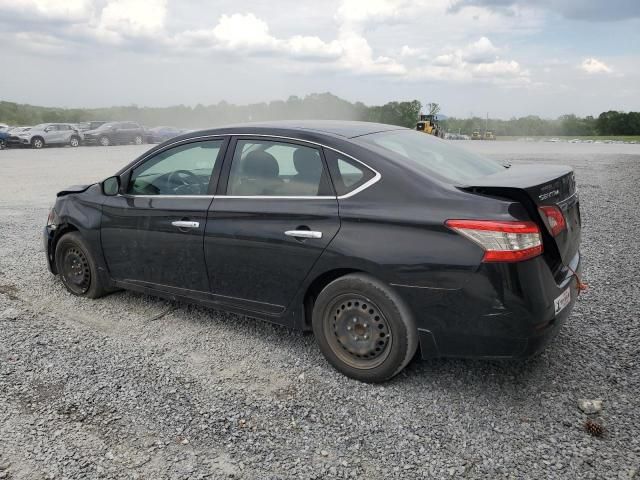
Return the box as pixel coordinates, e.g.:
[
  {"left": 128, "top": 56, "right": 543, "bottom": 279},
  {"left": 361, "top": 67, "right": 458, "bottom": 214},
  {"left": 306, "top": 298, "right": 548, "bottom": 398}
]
[{"left": 0, "top": 0, "right": 639, "bottom": 118}]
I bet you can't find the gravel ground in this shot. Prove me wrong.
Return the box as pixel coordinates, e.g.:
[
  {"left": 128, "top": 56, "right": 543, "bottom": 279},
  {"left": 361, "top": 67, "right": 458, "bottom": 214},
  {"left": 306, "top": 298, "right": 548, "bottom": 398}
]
[{"left": 0, "top": 142, "right": 639, "bottom": 479}]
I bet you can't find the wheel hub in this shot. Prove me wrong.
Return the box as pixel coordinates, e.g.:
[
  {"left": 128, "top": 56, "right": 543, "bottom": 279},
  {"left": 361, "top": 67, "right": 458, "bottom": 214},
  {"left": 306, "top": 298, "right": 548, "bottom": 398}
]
[
  {"left": 327, "top": 295, "right": 391, "bottom": 367},
  {"left": 62, "top": 247, "right": 90, "bottom": 294}
]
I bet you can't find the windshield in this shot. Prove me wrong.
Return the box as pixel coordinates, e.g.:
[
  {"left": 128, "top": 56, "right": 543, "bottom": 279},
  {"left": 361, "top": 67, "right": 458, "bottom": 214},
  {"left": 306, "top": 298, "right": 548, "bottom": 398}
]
[
  {"left": 98, "top": 123, "right": 114, "bottom": 129},
  {"left": 358, "top": 130, "right": 504, "bottom": 183}
]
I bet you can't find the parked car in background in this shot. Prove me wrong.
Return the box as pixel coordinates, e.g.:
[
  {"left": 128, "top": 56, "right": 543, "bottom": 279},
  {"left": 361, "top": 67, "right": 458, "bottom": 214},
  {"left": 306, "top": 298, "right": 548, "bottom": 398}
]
[
  {"left": 145, "top": 126, "right": 185, "bottom": 144},
  {"left": 76, "top": 121, "right": 108, "bottom": 132},
  {"left": 0, "top": 123, "right": 9, "bottom": 132},
  {"left": 43, "top": 121, "right": 582, "bottom": 382},
  {"left": 83, "top": 121, "right": 145, "bottom": 146},
  {"left": 0, "top": 130, "right": 9, "bottom": 149},
  {"left": 5, "top": 127, "right": 31, "bottom": 147},
  {"left": 12, "top": 123, "right": 83, "bottom": 149}
]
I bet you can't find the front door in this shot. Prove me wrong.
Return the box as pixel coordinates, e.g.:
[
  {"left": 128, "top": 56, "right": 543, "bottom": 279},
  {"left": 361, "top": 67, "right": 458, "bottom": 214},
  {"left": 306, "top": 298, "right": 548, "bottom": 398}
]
[
  {"left": 204, "top": 137, "right": 340, "bottom": 316},
  {"left": 101, "top": 138, "right": 226, "bottom": 293}
]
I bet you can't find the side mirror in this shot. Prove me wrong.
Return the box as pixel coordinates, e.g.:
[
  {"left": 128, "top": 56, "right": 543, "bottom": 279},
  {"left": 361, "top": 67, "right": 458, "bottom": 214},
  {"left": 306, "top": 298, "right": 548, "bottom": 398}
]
[{"left": 102, "top": 176, "right": 120, "bottom": 196}]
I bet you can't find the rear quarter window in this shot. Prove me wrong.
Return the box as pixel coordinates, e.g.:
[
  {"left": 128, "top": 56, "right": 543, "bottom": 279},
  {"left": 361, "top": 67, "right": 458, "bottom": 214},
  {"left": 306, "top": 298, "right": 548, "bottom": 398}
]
[{"left": 324, "top": 149, "right": 375, "bottom": 197}]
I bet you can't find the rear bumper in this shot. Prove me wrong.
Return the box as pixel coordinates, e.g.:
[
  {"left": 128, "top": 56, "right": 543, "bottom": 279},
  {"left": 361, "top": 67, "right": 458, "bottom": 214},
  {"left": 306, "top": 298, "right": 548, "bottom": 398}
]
[{"left": 398, "top": 251, "right": 582, "bottom": 359}]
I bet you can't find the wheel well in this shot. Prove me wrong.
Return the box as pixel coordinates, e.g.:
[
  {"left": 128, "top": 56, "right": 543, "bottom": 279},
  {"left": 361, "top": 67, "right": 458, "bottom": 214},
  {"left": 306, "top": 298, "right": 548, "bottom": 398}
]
[
  {"left": 50, "top": 224, "right": 79, "bottom": 273},
  {"left": 303, "top": 268, "right": 362, "bottom": 330},
  {"left": 31, "top": 136, "right": 44, "bottom": 143}
]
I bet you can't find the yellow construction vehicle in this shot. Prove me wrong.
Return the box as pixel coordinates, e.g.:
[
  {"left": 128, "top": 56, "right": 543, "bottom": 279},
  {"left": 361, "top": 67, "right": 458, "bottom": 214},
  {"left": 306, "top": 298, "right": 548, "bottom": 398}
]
[
  {"left": 471, "top": 130, "right": 482, "bottom": 140},
  {"left": 416, "top": 114, "right": 440, "bottom": 136}
]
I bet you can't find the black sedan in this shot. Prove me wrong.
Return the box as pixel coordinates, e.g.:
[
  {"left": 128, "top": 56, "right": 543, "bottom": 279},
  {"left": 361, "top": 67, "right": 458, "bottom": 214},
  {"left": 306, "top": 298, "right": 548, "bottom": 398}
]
[{"left": 44, "top": 121, "right": 582, "bottom": 382}]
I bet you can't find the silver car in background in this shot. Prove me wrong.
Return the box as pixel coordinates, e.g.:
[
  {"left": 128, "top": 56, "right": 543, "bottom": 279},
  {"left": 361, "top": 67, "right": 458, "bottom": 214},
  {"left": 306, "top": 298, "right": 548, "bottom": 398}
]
[{"left": 13, "top": 123, "right": 83, "bottom": 149}]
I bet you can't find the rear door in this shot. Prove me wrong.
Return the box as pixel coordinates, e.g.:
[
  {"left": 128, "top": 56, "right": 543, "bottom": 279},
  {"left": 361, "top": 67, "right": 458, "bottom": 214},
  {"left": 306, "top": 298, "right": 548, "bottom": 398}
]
[
  {"left": 204, "top": 137, "right": 340, "bottom": 315},
  {"left": 101, "top": 138, "right": 227, "bottom": 292}
]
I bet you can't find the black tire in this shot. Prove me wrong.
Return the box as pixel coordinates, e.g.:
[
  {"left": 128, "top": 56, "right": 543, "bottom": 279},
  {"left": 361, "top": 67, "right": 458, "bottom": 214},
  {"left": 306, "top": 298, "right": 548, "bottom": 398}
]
[
  {"left": 134, "top": 135, "right": 143, "bottom": 145},
  {"left": 99, "top": 135, "right": 110, "bottom": 147},
  {"left": 31, "top": 137, "right": 45, "bottom": 149},
  {"left": 0, "top": 139, "right": 5, "bottom": 150},
  {"left": 312, "top": 273, "right": 418, "bottom": 383},
  {"left": 55, "top": 232, "right": 109, "bottom": 299},
  {"left": 69, "top": 135, "right": 80, "bottom": 147}
]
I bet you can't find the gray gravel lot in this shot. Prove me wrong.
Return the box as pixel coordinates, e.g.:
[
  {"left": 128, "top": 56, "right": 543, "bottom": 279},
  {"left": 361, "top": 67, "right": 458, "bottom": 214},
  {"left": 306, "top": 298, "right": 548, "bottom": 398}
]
[{"left": 1, "top": 142, "right": 639, "bottom": 479}]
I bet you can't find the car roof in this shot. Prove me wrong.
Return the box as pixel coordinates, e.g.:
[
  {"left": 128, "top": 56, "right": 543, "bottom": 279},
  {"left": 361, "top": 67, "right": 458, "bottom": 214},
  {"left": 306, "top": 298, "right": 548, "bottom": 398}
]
[{"left": 188, "top": 120, "right": 407, "bottom": 140}]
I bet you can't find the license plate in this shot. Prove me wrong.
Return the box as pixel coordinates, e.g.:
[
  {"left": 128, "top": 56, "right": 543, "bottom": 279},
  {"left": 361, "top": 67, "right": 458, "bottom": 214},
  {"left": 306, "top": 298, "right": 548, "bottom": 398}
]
[{"left": 554, "top": 288, "right": 571, "bottom": 315}]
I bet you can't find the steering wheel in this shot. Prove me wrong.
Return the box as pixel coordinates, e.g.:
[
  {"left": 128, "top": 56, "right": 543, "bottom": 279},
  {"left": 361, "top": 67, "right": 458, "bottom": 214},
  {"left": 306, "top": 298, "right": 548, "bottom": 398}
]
[{"left": 167, "top": 169, "right": 200, "bottom": 190}]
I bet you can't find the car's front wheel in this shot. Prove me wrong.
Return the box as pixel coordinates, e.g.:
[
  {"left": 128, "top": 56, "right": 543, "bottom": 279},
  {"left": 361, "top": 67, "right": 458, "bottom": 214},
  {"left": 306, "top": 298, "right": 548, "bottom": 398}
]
[
  {"left": 55, "top": 232, "right": 109, "bottom": 298},
  {"left": 312, "top": 273, "right": 418, "bottom": 383},
  {"left": 99, "top": 136, "right": 110, "bottom": 147},
  {"left": 134, "top": 135, "right": 143, "bottom": 145},
  {"left": 69, "top": 136, "right": 80, "bottom": 147},
  {"left": 31, "top": 137, "right": 44, "bottom": 149}
]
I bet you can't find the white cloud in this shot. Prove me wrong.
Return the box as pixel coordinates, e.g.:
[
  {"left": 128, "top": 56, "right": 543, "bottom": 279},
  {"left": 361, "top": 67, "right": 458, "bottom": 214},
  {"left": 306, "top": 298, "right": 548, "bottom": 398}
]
[
  {"left": 0, "top": 0, "right": 94, "bottom": 22},
  {"left": 335, "top": 0, "right": 415, "bottom": 27},
  {"left": 100, "top": 0, "right": 166, "bottom": 35},
  {"left": 400, "top": 45, "right": 420, "bottom": 57},
  {"left": 335, "top": 30, "right": 406, "bottom": 75},
  {"left": 211, "top": 13, "right": 277, "bottom": 51},
  {"left": 462, "top": 36, "right": 498, "bottom": 63},
  {"left": 174, "top": 13, "right": 343, "bottom": 61},
  {"left": 580, "top": 57, "right": 612, "bottom": 74}
]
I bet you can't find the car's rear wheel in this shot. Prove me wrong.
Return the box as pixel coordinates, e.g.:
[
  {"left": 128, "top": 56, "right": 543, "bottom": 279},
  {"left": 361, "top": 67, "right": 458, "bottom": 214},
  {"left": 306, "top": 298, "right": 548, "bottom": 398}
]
[
  {"left": 312, "top": 273, "right": 418, "bottom": 383},
  {"left": 55, "top": 232, "right": 109, "bottom": 298},
  {"left": 31, "top": 137, "right": 44, "bottom": 149},
  {"left": 99, "top": 135, "right": 110, "bottom": 147},
  {"left": 134, "top": 135, "right": 143, "bottom": 145},
  {"left": 69, "top": 136, "right": 80, "bottom": 147}
]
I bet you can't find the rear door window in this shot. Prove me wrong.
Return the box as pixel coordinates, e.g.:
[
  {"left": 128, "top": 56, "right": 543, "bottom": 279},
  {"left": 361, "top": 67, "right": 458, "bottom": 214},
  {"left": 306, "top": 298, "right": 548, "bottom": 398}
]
[{"left": 226, "top": 139, "right": 333, "bottom": 197}]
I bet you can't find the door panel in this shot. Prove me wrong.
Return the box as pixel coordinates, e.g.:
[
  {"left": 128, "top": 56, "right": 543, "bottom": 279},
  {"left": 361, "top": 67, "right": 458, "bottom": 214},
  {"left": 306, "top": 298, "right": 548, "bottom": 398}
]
[
  {"left": 101, "top": 196, "right": 213, "bottom": 291},
  {"left": 204, "top": 137, "right": 340, "bottom": 315},
  {"left": 204, "top": 198, "right": 339, "bottom": 313}
]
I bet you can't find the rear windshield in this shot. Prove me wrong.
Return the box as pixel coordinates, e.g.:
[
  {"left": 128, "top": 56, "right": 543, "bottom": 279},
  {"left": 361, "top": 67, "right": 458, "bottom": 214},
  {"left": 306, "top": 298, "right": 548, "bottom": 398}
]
[{"left": 358, "top": 130, "right": 504, "bottom": 183}]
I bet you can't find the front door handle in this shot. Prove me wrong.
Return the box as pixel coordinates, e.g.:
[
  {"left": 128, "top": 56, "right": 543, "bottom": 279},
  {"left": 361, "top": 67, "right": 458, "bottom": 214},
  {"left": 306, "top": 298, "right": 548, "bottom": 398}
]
[
  {"left": 285, "top": 230, "right": 322, "bottom": 239},
  {"left": 171, "top": 220, "right": 200, "bottom": 229}
]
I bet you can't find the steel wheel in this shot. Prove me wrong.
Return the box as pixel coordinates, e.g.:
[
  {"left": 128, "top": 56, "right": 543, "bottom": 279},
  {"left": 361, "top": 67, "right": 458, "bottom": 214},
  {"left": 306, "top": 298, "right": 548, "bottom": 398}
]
[
  {"left": 60, "top": 245, "right": 91, "bottom": 295},
  {"left": 323, "top": 293, "right": 392, "bottom": 370}
]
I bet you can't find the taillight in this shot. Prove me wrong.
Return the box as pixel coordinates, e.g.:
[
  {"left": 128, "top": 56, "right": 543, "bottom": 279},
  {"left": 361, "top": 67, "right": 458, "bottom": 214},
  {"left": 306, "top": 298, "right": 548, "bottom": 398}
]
[
  {"left": 445, "top": 219, "right": 543, "bottom": 263},
  {"left": 539, "top": 206, "right": 566, "bottom": 236}
]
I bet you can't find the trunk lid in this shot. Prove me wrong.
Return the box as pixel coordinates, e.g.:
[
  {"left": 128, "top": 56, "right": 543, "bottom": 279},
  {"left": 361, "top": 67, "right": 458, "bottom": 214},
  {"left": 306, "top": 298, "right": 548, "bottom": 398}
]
[{"left": 458, "top": 164, "right": 581, "bottom": 266}]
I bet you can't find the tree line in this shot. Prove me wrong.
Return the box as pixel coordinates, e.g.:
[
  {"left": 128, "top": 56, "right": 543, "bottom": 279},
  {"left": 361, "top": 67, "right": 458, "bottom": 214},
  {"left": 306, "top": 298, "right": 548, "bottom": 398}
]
[
  {"left": 441, "top": 111, "right": 640, "bottom": 137},
  {"left": 1, "top": 94, "right": 638, "bottom": 136},
  {"left": 0, "top": 93, "right": 420, "bottom": 130}
]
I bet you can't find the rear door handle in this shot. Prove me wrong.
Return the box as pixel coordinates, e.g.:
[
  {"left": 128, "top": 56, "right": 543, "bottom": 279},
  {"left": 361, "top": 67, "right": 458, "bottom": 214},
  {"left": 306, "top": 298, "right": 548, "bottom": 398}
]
[
  {"left": 172, "top": 221, "right": 200, "bottom": 229},
  {"left": 285, "top": 230, "right": 322, "bottom": 239}
]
